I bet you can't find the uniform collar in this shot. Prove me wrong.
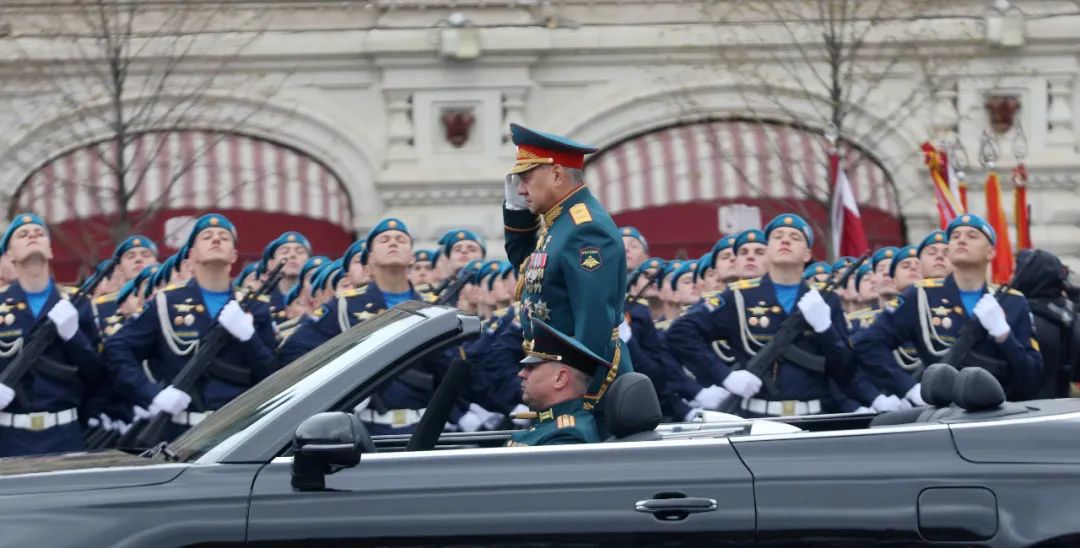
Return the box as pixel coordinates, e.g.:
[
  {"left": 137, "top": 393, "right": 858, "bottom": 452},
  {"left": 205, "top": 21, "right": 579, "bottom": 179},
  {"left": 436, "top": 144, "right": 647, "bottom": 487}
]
[
  {"left": 541, "top": 185, "right": 590, "bottom": 228},
  {"left": 534, "top": 397, "right": 585, "bottom": 423}
]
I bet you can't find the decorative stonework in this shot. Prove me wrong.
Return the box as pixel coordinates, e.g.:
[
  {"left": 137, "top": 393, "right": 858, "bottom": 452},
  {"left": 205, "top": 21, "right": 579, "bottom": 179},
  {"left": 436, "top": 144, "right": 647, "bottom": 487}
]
[
  {"left": 385, "top": 91, "right": 415, "bottom": 162},
  {"left": 1046, "top": 76, "right": 1075, "bottom": 146},
  {"left": 379, "top": 182, "right": 502, "bottom": 206},
  {"left": 440, "top": 108, "right": 475, "bottom": 148},
  {"left": 984, "top": 95, "right": 1021, "bottom": 134}
]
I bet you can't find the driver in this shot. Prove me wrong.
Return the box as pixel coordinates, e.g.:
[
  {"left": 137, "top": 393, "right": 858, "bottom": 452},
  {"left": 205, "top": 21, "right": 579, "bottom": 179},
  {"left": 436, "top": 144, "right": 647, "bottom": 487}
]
[{"left": 506, "top": 318, "right": 609, "bottom": 447}]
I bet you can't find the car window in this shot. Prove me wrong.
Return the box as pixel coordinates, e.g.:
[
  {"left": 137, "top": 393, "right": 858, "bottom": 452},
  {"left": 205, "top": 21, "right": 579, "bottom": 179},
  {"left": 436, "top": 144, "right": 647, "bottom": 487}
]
[{"left": 171, "top": 308, "right": 427, "bottom": 462}]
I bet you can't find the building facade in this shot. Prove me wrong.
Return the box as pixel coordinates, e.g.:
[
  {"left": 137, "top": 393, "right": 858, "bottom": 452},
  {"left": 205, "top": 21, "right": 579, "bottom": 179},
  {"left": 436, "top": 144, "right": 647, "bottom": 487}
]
[{"left": 0, "top": 0, "right": 1078, "bottom": 277}]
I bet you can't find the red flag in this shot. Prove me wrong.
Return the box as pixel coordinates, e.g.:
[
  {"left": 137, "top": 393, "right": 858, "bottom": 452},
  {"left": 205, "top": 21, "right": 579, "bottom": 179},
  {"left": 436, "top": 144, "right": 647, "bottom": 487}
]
[
  {"left": 921, "top": 142, "right": 964, "bottom": 229},
  {"left": 1013, "top": 164, "right": 1032, "bottom": 250},
  {"left": 829, "top": 151, "right": 869, "bottom": 258},
  {"left": 984, "top": 171, "right": 1014, "bottom": 284}
]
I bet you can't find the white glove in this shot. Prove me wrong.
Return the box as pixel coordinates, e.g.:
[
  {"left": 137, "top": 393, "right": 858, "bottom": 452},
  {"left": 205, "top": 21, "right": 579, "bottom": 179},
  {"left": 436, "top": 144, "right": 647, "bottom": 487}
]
[
  {"left": 98, "top": 413, "right": 113, "bottom": 431},
  {"left": 458, "top": 411, "right": 483, "bottom": 433},
  {"left": 854, "top": 406, "right": 876, "bottom": 414},
  {"left": 111, "top": 419, "right": 128, "bottom": 433},
  {"left": 797, "top": 288, "right": 832, "bottom": 333},
  {"left": 47, "top": 299, "right": 79, "bottom": 341},
  {"left": 467, "top": 403, "right": 504, "bottom": 430},
  {"left": 905, "top": 384, "right": 926, "bottom": 406},
  {"left": 973, "top": 294, "right": 1011, "bottom": 339},
  {"left": 132, "top": 405, "right": 152, "bottom": 421},
  {"left": 693, "top": 385, "right": 731, "bottom": 410},
  {"left": 618, "top": 319, "right": 632, "bottom": 343},
  {"left": 871, "top": 394, "right": 902, "bottom": 412},
  {"left": 722, "top": 370, "right": 763, "bottom": 398},
  {"left": 87, "top": 417, "right": 100, "bottom": 429},
  {"left": 684, "top": 408, "right": 704, "bottom": 422},
  {"left": 0, "top": 382, "right": 14, "bottom": 411},
  {"left": 504, "top": 174, "right": 529, "bottom": 211},
  {"left": 218, "top": 300, "right": 255, "bottom": 342},
  {"left": 510, "top": 403, "right": 531, "bottom": 427},
  {"left": 353, "top": 397, "right": 371, "bottom": 413},
  {"left": 896, "top": 397, "right": 913, "bottom": 410},
  {"left": 149, "top": 385, "right": 192, "bottom": 416}
]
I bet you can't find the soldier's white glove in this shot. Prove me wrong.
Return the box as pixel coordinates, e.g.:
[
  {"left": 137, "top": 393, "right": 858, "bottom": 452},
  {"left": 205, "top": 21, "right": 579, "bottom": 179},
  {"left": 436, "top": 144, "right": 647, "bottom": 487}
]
[
  {"left": 504, "top": 174, "right": 529, "bottom": 211},
  {"left": 457, "top": 410, "right": 484, "bottom": 433},
  {"left": 467, "top": 403, "right": 504, "bottom": 430},
  {"left": 797, "top": 288, "right": 832, "bottom": 333},
  {"left": 618, "top": 319, "right": 632, "bottom": 343},
  {"left": 47, "top": 299, "right": 79, "bottom": 341},
  {"left": 896, "top": 397, "right": 913, "bottom": 410},
  {"left": 353, "top": 397, "right": 371, "bottom": 413},
  {"left": 132, "top": 405, "right": 152, "bottom": 421},
  {"left": 854, "top": 406, "right": 876, "bottom": 414},
  {"left": 974, "top": 294, "right": 1010, "bottom": 339},
  {"left": 87, "top": 416, "right": 100, "bottom": 429},
  {"left": 871, "top": 394, "right": 903, "bottom": 412},
  {"left": 150, "top": 385, "right": 192, "bottom": 416},
  {"left": 510, "top": 403, "right": 532, "bottom": 427},
  {"left": 218, "top": 300, "right": 255, "bottom": 342},
  {"left": 905, "top": 384, "right": 926, "bottom": 406},
  {"left": 111, "top": 419, "right": 128, "bottom": 433},
  {"left": 684, "top": 408, "right": 704, "bottom": 422},
  {"left": 0, "top": 382, "right": 14, "bottom": 411},
  {"left": 693, "top": 385, "right": 731, "bottom": 410},
  {"left": 97, "top": 413, "right": 113, "bottom": 431},
  {"left": 722, "top": 370, "right": 763, "bottom": 399}
]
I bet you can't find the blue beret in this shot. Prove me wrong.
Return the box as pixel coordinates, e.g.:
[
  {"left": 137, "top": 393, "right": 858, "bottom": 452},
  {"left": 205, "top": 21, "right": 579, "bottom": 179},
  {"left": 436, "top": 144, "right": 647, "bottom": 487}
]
[
  {"left": 151, "top": 256, "right": 176, "bottom": 288},
  {"left": 233, "top": 262, "right": 260, "bottom": 289},
  {"left": 459, "top": 259, "right": 485, "bottom": 283},
  {"left": 669, "top": 260, "right": 698, "bottom": 290},
  {"left": 140, "top": 265, "right": 162, "bottom": 298},
  {"left": 342, "top": 241, "right": 365, "bottom": 269},
  {"left": 854, "top": 262, "right": 873, "bottom": 292},
  {"left": 734, "top": 229, "right": 766, "bottom": 253},
  {"left": 496, "top": 260, "right": 516, "bottom": 283},
  {"left": 414, "top": 249, "right": 435, "bottom": 264},
  {"left": 185, "top": 213, "right": 236, "bottom": 252},
  {"left": 764, "top": 214, "right": 814, "bottom": 247},
  {"left": 1, "top": 213, "right": 47, "bottom": 255},
  {"left": 657, "top": 260, "right": 685, "bottom": 289},
  {"left": 832, "top": 256, "right": 855, "bottom": 273},
  {"left": 475, "top": 260, "right": 503, "bottom": 287},
  {"left": 618, "top": 227, "right": 648, "bottom": 251},
  {"left": 284, "top": 284, "right": 300, "bottom": 307},
  {"left": 363, "top": 218, "right": 411, "bottom": 265},
  {"left": 117, "top": 278, "right": 138, "bottom": 305},
  {"left": 871, "top": 246, "right": 899, "bottom": 271},
  {"left": 312, "top": 259, "right": 344, "bottom": 292},
  {"left": 301, "top": 255, "right": 331, "bottom": 284},
  {"left": 708, "top": 235, "right": 737, "bottom": 268},
  {"left": 803, "top": 261, "right": 832, "bottom": 280},
  {"left": 917, "top": 230, "right": 948, "bottom": 256},
  {"left": 629, "top": 257, "right": 664, "bottom": 287},
  {"left": 113, "top": 235, "right": 159, "bottom": 260},
  {"left": 694, "top": 252, "right": 713, "bottom": 283},
  {"left": 119, "top": 265, "right": 158, "bottom": 304},
  {"left": 441, "top": 229, "right": 487, "bottom": 258},
  {"left": 889, "top": 246, "right": 920, "bottom": 278},
  {"left": 262, "top": 231, "right": 311, "bottom": 266},
  {"left": 947, "top": 213, "right": 997, "bottom": 246}
]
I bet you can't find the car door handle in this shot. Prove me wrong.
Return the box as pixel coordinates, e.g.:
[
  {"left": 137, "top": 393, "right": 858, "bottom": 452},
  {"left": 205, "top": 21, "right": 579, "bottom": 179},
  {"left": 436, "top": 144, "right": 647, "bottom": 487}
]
[{"left": 635, "top": 497, "right": 718, "bottom": 515}]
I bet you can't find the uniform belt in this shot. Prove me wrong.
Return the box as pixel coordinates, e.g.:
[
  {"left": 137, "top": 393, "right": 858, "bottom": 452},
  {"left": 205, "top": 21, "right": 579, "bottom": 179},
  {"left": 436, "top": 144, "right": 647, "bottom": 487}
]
[
  {"left": 740, "top": 398, "right": 821, "bottom": 417},
  {"left": 0, "top": 408, "right": 79, "bottom": 431},
  {"left": 356, "top": 408, "right": 425, "bottom": 427},
  {"left": 171, "top": 410, "right": 213, "bottom": 426}
]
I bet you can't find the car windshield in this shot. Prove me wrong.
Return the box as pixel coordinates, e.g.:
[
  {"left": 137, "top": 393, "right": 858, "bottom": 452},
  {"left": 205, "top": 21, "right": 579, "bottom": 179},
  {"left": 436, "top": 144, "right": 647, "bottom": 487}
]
[{"left": 167, "top": 307, "right": 427, "bottom": 462}]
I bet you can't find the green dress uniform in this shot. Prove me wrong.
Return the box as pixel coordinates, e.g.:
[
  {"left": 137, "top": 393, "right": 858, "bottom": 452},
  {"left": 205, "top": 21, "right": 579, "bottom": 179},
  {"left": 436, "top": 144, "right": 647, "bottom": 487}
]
[
  {"left": 506, "top": 317, "right": 610, "bottom": 447},
  {"left": 502, "top": 124, "right": 632, "bottom": 413}
]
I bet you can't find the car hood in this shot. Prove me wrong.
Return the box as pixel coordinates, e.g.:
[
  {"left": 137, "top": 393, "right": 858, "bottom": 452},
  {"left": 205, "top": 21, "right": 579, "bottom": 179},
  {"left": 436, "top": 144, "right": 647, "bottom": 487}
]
[{"left": 0, "top": 450, "right": 187, "bottom": 495}]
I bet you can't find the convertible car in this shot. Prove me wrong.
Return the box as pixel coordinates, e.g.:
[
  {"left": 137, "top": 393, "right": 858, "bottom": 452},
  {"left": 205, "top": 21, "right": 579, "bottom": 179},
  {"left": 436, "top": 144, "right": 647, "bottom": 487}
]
[{"left": 1, "top": 301, "right": 1078, "bottom": 547}]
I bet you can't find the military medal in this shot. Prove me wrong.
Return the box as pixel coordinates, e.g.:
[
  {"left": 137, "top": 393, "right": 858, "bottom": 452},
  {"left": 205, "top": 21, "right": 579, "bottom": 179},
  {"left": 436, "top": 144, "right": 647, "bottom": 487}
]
[
  {"left": 759, "top": 316, "right": 770, "bottom": 329},
  {"left": 174, "top": 316, "right": 184, "bottom": 326},
  {"left": 16, "top": 303, "right": 25, "bottom": 310},
  {"left": 942, "top": 317, "right": 952, "bottom": 329},
  {"left": 195, "top": 304, "right": 205, "bottom": 313},
  {"left": 3, "top": 314, "right": 12, "bottom": 326},
  {"left": 932, "top": 317, "right": 942, "bottom": 327},
  {"left": 749, "top": 316, "right": 759, "bottom": 327},
  {"left": 184, "top": 314, "right": 195, "bottom": 326},
  {"left": 771, "top": 306, "right": 781, "bottom": 314}
]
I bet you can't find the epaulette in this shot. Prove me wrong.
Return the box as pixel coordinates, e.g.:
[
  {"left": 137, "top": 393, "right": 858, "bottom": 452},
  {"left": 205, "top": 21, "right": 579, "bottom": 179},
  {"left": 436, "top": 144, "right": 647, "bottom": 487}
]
[
  {"left": 163, "top": 283, "right": 185, "bottom": 292},
  {"left": 731, "top": 277, "right": 761, "bottom": 290},
  {"left": 915, "top": 278, "right": 944, "bottom": 289},
  {"left": 493, "top": 307, "right": 510, "bottom": 318},
  {"left": 569, "top": 203, "right": 592, "bottom": 225},
  {"left": 338, "top": 285, "right": 368, "bottom": 299},
  {"left": 257, "top": 294, "right": 271, "bottom": 303},
  {"left": 312, "top": 306, "right": 326, "bottom": 318},
  {"left": 990, "top": 284, "right": 1025, "bottom": 298},
  {"left": 654, "top": 319, "right": 672, "bottom": 331},
  {"left": 555, "top": 414, "right": 577, "bottom": 429},
  {"left": 421, "top": 292, "right": 438, "bottom": 304},
  {"left": 61, "top": 285, "right": 79, "bottom": 295},
  {"left": 810, "top": 280, "right": 827, "bottom": 291},
  {"left": 94, "top": 293, "right": 118, "bottom": 305},
  {"left": 883, "top": 296, "right": 904, "bottom": 313},
  {"left": 1006, "top": 288, "right": 1024, "bottom": 297},
  {"left": 845, "top": 308, "right": 879, "bottom": 321}
]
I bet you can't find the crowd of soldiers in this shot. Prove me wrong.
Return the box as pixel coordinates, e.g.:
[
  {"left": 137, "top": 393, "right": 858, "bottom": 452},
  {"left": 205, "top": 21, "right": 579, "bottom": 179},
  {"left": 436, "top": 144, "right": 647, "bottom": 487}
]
[{"left": 0, "top": 122, "right": 1076, "bottom": 457}]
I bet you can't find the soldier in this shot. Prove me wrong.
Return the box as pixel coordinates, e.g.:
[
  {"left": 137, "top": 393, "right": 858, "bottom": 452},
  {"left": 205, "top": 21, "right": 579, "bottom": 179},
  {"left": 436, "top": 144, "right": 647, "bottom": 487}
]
[
  {"left": 409, "top": 249, "right": 436, "bottom": 289},
  {"left": 918, "top": 230, "right": 952, "bottom": 279},
  {"left": 711, "top": 235, "right": 739, "bottom": 290},
  {"left": 104, "top": 213, "right": 279, "bottom": 439},
  {"left": 438, "top": 230, "right": 486, "bottom": 305},
  {"left": 0, "top": 213, "right": 104, "bottom": 456},
  {"left": 733, "top": 229, "right": 768, "bottom": 279},
  {"left": 619, "top": 226, "right": 649, "bottom": 273},
  {"left": 669, "top": 260, "right": 701, "bottom": 312},
  {"left": 628, "top": 258, "right": 665, "bottom": 321},
  {"left": 890, "top": 246, "right": 924, "bottom": 292},
  {"left": 666, "top": 213, "right": 854, "bottom": 418},
  {"left": 854, "top": 214, "right": 1043, "bottom": 401},
  {"left": 114, "top": 235, "right": 160, "bottom": 283},
  {"left": 260, "top": 232, "right": 311, "bottom": 323},
  {"left": 804, "top": 262, "right": 832, "bottom": 284},
  {"left": 870, "top": 246, "right": 900, "bottom": 303},
  {"left": 657, "top": 260, "right": 686, "bottom": 321},
  {"left": 502, "top": 123, "right": 632, "bottom": 416},
  {"left": 234, "top": 262, "right": 261, "bottom": 293},
  {"left": 506, "top": 318, "right": 607, "bottom": 446}
]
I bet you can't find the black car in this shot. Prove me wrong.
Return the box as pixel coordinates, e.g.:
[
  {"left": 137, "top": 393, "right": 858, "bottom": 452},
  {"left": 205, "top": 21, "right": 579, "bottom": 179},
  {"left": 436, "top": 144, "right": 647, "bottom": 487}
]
[{"left": 1, "top": 301, "right": 1079, "bottom": 547}]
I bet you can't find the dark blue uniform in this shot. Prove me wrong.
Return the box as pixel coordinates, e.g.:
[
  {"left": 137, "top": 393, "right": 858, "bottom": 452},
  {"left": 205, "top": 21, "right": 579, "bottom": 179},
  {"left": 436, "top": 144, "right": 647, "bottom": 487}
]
[
  {"left": 0, "top": 282, "right": 104, "bottom": 457},
  {"left": 103, "top": 279, "right": 279, "bottom": 438},
  {"left": 465, "top": 305, "right": 526, "bottom": 415},
  {"left": 666, "top": 275, "right": 854, "bottom": 416},
  {"left": 278, "top": 283, "right": 441, "bottom": 435},
  {"left": 853, "top": 275, "right": 1043, "bottom": 400}
]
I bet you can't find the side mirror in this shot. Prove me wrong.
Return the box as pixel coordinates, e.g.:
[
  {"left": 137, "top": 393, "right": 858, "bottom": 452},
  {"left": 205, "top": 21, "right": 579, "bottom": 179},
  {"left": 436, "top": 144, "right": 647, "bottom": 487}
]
[{"left": 291, "top": 412, "right": 369, "bottom": 491}]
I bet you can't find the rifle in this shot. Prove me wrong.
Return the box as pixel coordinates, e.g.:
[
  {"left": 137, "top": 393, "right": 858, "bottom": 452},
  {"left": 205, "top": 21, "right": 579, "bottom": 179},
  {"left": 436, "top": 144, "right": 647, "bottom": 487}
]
[
  {"left": 0, "top": 259, "right": 116, "bottom": 408},
  {"left": 941, "top": 253, "right": 1033, "bottom": 376},
  {"left": 435, "top": 268, "right": 472, "bottom": 306},
  {"left": 717, "top": 252, "right": 868, "bottom": 414},
  {"left": 126, "top": 259, "right": 287, "bottom": 450}
]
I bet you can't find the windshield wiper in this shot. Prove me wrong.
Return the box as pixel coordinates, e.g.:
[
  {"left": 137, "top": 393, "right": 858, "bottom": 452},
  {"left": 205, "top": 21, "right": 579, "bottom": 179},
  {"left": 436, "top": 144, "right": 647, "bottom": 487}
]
[{"left": 140, "top": 441, "right": 179, "bottom": 462}]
